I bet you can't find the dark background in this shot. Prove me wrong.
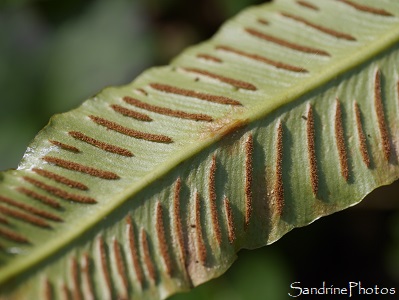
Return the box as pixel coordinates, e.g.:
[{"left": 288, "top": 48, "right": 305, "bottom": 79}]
[{"left": 1, "top": 1, "right": 399, "bottom": 299}]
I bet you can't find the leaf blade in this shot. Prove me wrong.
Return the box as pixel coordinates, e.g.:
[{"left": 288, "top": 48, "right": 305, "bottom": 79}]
[{"left": 1, "top": 0, "right": 399, "bottom": 299}]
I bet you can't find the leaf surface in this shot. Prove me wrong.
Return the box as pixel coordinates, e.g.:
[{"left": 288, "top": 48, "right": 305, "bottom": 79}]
[{"left": 1, "top": 0, "right": 399, "bottom": 299}]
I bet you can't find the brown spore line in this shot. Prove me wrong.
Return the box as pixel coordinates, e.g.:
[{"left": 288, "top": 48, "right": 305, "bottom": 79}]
[
  {"left": 69, "top": 131, "right": 133, "bottom": 157},
  {"left": 113, "top": 238, "right": 129, "bottom": 298},
  {"left": 0, "top": 195, "right": 62, "bottom": 222},
  {"left": 49, "top": 140, "right": 80, "bottom": 153},
  {"left": 141, "top": 228, "right": 157, "bottom": 284},
  {"left": 280, "top": 12, "right": 356, "bottom": 41},
  {"left": 181, "top": 67, "right": 258, "bottom": 91},
  {"left": 32, "top": 168, "right": 88, "bottom": 191},
  {"left": 244, "top": 134, "right": 253, "bottom": 230},
  {"left": 42, "top": 278, "right": 53, "bottom": 300},
  {"left": 194, "top": 191, "right": 207, "bottom": 265},
  {"left": 216, "top": 45, "right": 308, "bottom": 73},
  {"left": 0, "top": 205, "right": 51, "bottom": 229},
  {"left": 173, "top": 178, "right": 186, "bottom": 270},
  {"left": 61, "top": 282, "right": 71, "bottom": 300},
  {"left": 196, "top": 53, "right": 223, "bottom": 63},
  {"left": 123, "top": 96, "right": 213, "bottom": 122},
  {"left": 149, "top": 83, "right": 242, "bottom": 106},
  {"left": 89, "top": 115, "right": 173, "bottom": 144},
  {"left": 337, "top": 0, "right": 393, "bottom": 17},
  {"left": 126, "top": 217, "right": 144, "bottom": 288},
  {"left": 296, "top": 0, "right": 319, "bottom": 11},
  {"left": 245, "top": 27, "right": 330, "bottom": 56},
  {"left": 208, "top": 155, "right": 222, "bottom": 245},
  {"left": 334, "top": 100, "right": 349, "bottom": 181},
  {"left": 257, "top": 18, "right": 270, "bottom": 25},
  {"left": 42, "top": 156, "right": 120, "bottom": 180},
  {"left": 70, "top": 257, "right": 82, "bottom": 300},
  {"left": 81, "top": 253, "right": 95, "bottom": 300},
  {"left": 155, "top": 202, "right": 173, "bottom": 276},
  {"left": 223, "top": 197, "right": 236, "bottom": 244},
  {"left": 111, "top": 104, "right": 152, "bottom": 122},
  {"left": 354, "top": 102, "right": 371, "bottom": 168},
  {"left": 135, "top": 88, "right": 148, "bottom": 96},
  {"left": 209, "top": 118, "right": 250, "bottom": 142},
  {"left": 306, "top": 105, "right": 318, "bottom": 196},
  {"left": 0, "top": 227, "right": 30, "bottom": 244},
  {"left": 23, "top": 176, "right": 97, "bottom": 204},
  {"left": 98, "top": 236, "right": 112, "bottom": 299},
  {"left": 274, "top": 122, "right": 284, "bottom": 216},
  {"left": 374, "top": 69, "right": 391, "bottom": 162},
  {"left": 16, "top": 187, "right": 62, "bottom": 210}
]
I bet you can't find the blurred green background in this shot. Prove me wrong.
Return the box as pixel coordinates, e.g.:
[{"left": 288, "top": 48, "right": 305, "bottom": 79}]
[{"left": 1, "top": 0, "right": 399, "bottom": 299}]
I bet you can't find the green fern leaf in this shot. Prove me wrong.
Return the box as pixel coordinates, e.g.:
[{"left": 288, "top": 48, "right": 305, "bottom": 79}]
[{"left": 1, "top": 0, "right": 399, "bottom": 299}]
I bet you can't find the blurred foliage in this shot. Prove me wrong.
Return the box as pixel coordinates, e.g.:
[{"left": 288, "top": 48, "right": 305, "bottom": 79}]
[
  {"left": 0, "top": 0, "right": 266, "bottom": 171},
  {"left": 1, "top": 0, "right": 398, "bottom": 299},
  {"left": 0, "top": 0, "right": 155, "bottom": 170}
]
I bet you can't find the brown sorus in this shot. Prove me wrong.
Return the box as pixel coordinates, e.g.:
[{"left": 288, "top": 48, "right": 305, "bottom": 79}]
[{"left": 245, "top": 27, "right": 330, "bottom": 56}]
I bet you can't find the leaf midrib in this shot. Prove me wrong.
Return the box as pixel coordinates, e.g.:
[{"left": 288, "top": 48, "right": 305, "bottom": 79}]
[{"left": 2, "top": 17, "right": 399, "bottom": 286}]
